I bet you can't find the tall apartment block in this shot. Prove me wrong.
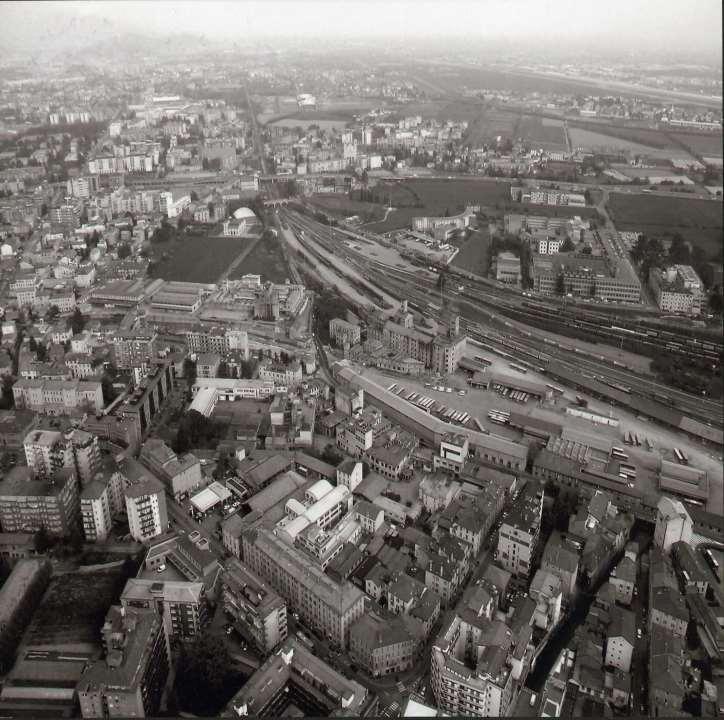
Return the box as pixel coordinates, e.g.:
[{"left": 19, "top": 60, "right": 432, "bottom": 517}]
[{"left": 77, "top": 605, "right": 170, "bottom": 719}]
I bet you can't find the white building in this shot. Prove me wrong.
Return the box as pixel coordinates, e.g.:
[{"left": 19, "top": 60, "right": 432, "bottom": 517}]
[
  {"left": 497, "top": 491, "right": 542, "bottom": 578},
  {"left": 80, "top": 479, "right": 112, "bottom": 542},
  {"left": 123, "top": 468, "right": 168, "bottom": 542},
  {"left": 653, "top": 496, "right": 693, "bottom": 552}
]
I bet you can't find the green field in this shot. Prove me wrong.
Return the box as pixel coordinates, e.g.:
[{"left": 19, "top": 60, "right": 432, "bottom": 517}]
[
  {"left": 669, "top": 131, "right": 724, "bottom": 158},
  {"left": 150, "top": 235, "right": 254, "bottom": 283},
  {"left": 608, "top": 192, "right": 723, "bottom": 257},
  {"left": 464, "top": 109, "right": 519, "bottom": 146},
  {"left": 230, "top": 231, "right": 290, "bottom": 283},
  {"left": 309, "top": 194, "right": 386, "bottom": 223},
  {"left": 517, "top": 116, "right": 568, "bottom": 151},
  {"left": 450, "top": 231, "right": 491, "bottom": 276},
  {"left": 363, "top": 178, "right": 512, "bottom": 232}
]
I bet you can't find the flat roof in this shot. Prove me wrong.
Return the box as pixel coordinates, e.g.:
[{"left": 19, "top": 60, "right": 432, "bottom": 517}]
[{"left": 334, "top": 362, "right": 527, "bottom": 463}]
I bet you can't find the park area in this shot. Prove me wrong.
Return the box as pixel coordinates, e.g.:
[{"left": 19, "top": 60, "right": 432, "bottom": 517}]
[
  {"left": 607, "top": 192, "right": 723, "bottom": 257},
  {"left": 150, "top": 235, "right": 256, "bottom": 283}
]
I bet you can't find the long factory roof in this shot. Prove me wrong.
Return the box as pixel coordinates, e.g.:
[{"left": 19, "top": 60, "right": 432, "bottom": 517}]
[{"left": 334, "top": 362, "right": 528, "bottom": 462}]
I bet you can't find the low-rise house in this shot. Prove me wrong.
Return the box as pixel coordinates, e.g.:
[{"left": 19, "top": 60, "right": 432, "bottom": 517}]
[
  {"left": 605, "top": 606, "right": 636, "bottom": 672},
  {"left": 609, "top": 556, "right": 637, "bottom": 606}
]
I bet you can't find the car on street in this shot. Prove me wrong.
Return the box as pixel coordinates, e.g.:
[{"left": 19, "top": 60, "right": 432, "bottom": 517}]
[{"left": 637, "top": 628, "right": 642, "bottom": 639}]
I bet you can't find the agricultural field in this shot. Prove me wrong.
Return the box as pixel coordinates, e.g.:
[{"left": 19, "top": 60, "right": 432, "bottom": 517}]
[
  {"left": 464, "top": 109, "right": 519, "bottom": 146},
  {"left": 669, "top": 131, "right": 723, "bottom": 158},
  {"left": 25, "top": 570, "right": 126, "bottom": 646},
  {"left": 150, "top": 235, "right": 255, "bottom": 283},
  {"left": 608, "top": 192, "right": 723, "bottom": 257},
  {"left": 230, "top": 232, "right": 290, "bottom": 283},
  {"left": 517, "top": 115, "right": 568, "bottom": 151},
  {"left": 568, "top": 124, "right": 696, "bottom": 162},
  {"left": 450, "top": 230, "right": 491, "bottom": 276}
]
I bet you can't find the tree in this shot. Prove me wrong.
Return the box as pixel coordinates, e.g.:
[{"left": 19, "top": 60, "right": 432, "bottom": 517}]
[
  {"left": 101, "top": 373, "right": 118, "bottom": 405},
  {"left": 0, "top": 376, "right": 14, "bottom": 410},
  {"left": 34, "top": 527, "right": 53, "bottom": 553},
  {"left": 28, "top": 336, "right": 38, "bottom": 352},
  {"left": 555, "top": 274, "right": 566, "bottom": 295},
  {"left": 559, "top": 238, "right": 575, "bottom": 253},
  {"left": 668, "top": 234, "right": 691, "bottom": 265},
  {"left": 117, "top": 242, "right": 131, "bottom": 259},
  {"left": 207, "top": 201, "right": 215, "bottom": 219},
  {"left": 36, "top": 343, "right": 48, "bottom": 362},
  {"left": 45, "top": 305, "right": 60, "bottom": 321},
  {"left": 174, "top": 635, "right": 243, "bottom": 716},
  {"left": 69, "top": 308, "right": 85, "bottom": 335},
  {"left": 217, "top": 361, "right": 229, "bottom": 378}
]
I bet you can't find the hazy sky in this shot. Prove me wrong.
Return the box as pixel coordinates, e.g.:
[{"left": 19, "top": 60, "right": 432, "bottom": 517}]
[{"left": 4, "top": 0, "right": 723, "bottom": 56}]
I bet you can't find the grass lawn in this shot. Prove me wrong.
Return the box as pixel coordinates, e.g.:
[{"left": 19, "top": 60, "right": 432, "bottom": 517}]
[
  {"left": 150, "top": 235, "right": 255, "bottom": 283},
  {"left": 229, "top": 231, "right": 290, "bottom": 283},
  {"left": 451, "top": 230, "right": 491, "bottom": 276},
  {"left": 608, "top": 192, "right": 723, "bottom": 257}
]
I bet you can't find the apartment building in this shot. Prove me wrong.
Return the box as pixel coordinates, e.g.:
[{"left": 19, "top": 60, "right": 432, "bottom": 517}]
[
  {"left": 221, "top": 559, "right": 288, "bottom": 654},
  {"left": 80, "top": 479, "right": 112, "bottom": 542},
  {"left": 605, "top": 607, "right": 636, "bottom": 673},
  {"left": 121, "top": 579, "right": 208, "bottom": 645},
  {"left": 77, "top": 605, "right": 170, "bottom": 719},
  {"left": 329, "top": 318, "right": 361, "bottom": 348},
  {"left": 13, "top": 378, "right": 104, "bottom": 415},
  {"left": 0, "top": 466, "right": 79, "bottom": 536},
  {"left": 496, "top": 489, "right": 543, "bottom": 579},
  {"left": 649, "top": 265, "right": 704, "bottom": 316},
  {"left": 242, "top": 527, "right": 366, "bottom": 649},
  {"left": 186, "top": 327, "right": 249, "bottom": 356},
  {"left": 349, "top": 610, "right": 418, "bottom": 677},
  {"left": 139, "top": 438, "right": 202, "bottom": 500},
  {"left": 336, "top": 408, "right": 391, "bottom": 458},
  {"left": 119, "top": 460, "right": 168, "bottom": 542},
  {"left": 111, "top": 331, "right": 157, "bottom": 369}
]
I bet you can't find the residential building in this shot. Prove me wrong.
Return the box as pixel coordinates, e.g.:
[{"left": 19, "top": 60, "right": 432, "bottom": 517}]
[
  {"left": 121, "top": 579, "right": 208, "bottom": 644},
  {"left": 111, "top": 331, "right": 157, "bottom": 369},
  {"left": 223, "top": 638, "right": 372, "bottom": 717},
  {"left": 349, "top": 610, "right": 418, "bottom": 677},
  {"left": 496, "top": 489, "right": 543, "bottom": 578},
  {"left": 609, "top": 556, "right": 636, "bottom": 605},
  {"left": 221, "top": 559, "right": 288, "bottom": 654},
  {"left": 541, "top": 532, "right": 579, "bottom": 599},
  {"left": 77, "top": 605, "right": 170, "bottom": 719},
  {"left": 649, "top": 265, "right": 704, "bottom": 316},
  {"left": 119, "top": 459, "right": 168, "bottom": 542},
  {"left": 329, "top": 318, "right": 361, "bottom": 348},
  {"left": 80, "top": 479, "right": 112, "bottom": 542},
  {"left": 336, "top": 460, "right": 364, "bottom": 493},
  {"left": 12, "top": 378, "right": 104, "bottom": 415},
  {"left": 529, "top": 570, "right": 563, "bottom": 630},
  {"left": 139, "top": 438, "right": 202, "bottom": 500},
  {"left": 654, "top": 496, "right": 693, "bottom": 552},
  {"left": 605, "top": 606, "right": 636, "bottom": 673},
  {"left": 242, "top": 526, "right": 366, "bottom": 649},
  {"left": 0, "top": 466, "right": 79, "bottom": 536}
]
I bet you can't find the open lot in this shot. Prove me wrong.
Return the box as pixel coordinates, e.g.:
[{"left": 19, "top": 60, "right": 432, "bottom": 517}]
[
  {"left": 464, "top": 109, "right": 519, "bottom": 146},
  {"left": 669, "top": 131, "right": 723, "bottom": 158},
  {"left": 308, "top": 194, "right": 387, "bottom": 224},
  {"left": 151, "top": 235, "right": 255, "bottom": 283},
  {"left": 25, "top": 569, "right": 125, "bottom": 646},
  {"left": 607, "top": 192, "right": 723, "bottom": 257},
  {"left": 450, "top": 230, "right": 490, "bottom": 276},
  {"left": 363, "top": 179, "right": 511, "bottom": 233},
  {"left": 568, "top": 125, "right": 696, "bottom": 162},
  {"left": 518, "top": 115, "right": 568, "bottom": 152},
  {"left": 229, "top": 231, "right": 290, "bottom": 283}
]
